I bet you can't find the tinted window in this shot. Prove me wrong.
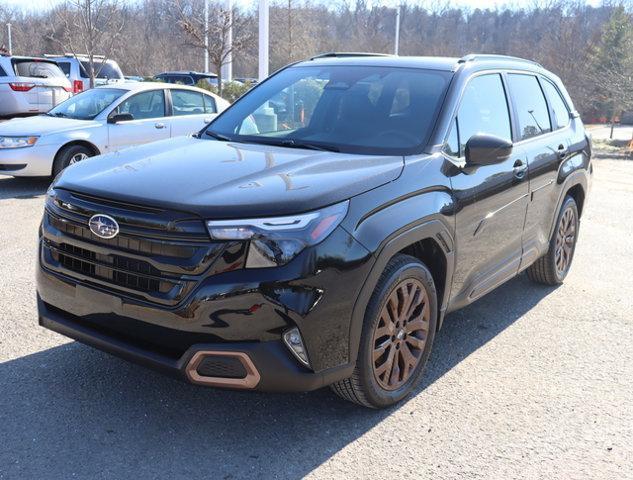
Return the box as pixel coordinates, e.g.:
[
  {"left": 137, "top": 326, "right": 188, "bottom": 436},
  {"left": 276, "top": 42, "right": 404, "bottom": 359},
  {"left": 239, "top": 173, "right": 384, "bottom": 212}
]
[
  {"left": 80, "top": 60, "right": 123, "bottom": 80},
  {"left": 158, "top": 75, "right": 194, "bottom": 85},
  {"left": 115, "top": 90, "right": 166, "bottom": 120},
  {"left": 0, "top": 65, "right": 6, "bottom": 77},
  {"left": 58, "top": 62, "right": 71, "bottom": 76},
  {"left": 207, "top": 65, "right": 451, "bottom": 155},
  {"left": 508, "top": 74, "right": 551, "bottom": 140},
  {"left": 541, "top": 79, "right": 570, "bottom": 129},
  {"left": 171, "top": 90, "right": 205, "bottom": 116},
  {"left": 12, "top": 60, "right": 65, "bottom": 79},
  {"left": 203, "top": 94, "right": 216, "bottom": 113},
  {"left": 457, "top": 74, "right": 511, "bottom": 154}
]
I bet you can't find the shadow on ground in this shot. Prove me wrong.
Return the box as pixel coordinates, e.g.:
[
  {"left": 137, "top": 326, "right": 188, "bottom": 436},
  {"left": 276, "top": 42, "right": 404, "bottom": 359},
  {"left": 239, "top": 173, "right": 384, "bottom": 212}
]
[
  {"left": 0, "top": 176, "right": 50, "bottom": 200},
  {"left": 0, "top": 275, "right": 556, "bottom": 479}
]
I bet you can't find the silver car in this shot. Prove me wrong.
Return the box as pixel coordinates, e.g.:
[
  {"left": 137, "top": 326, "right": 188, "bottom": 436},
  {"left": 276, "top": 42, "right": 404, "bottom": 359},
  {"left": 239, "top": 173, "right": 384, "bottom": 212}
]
[
  {"left": 0, "top": 55, "right": 72, "bottom": 117},
  {"left": 45, "top": 54, "right": 125, "bottom": 93},
  {"left": 0, "top": 82, "right": 229, "bottom": 177}
]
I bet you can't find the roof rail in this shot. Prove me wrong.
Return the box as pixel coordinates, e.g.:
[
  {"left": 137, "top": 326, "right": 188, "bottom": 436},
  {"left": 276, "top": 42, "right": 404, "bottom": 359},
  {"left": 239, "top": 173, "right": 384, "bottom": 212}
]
[
  {"left": 310, "top": 52, "right": 393, "bottom": 60},
  {"left": 458, "top": 54, "right": 542, "bottom": 67},
  {"left": 44, "top": 53, "right": 107, "bottom": 59}
]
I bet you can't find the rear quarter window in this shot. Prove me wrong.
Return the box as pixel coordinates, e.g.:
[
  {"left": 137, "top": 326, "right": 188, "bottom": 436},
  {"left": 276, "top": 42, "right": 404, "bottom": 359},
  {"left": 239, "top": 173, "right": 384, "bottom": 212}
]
[
  {"left": 0, "top": 65, "right": 6, "bottom": 77},
  {"left": 541, "top": 79, "right": 570, "bottom": 129}
]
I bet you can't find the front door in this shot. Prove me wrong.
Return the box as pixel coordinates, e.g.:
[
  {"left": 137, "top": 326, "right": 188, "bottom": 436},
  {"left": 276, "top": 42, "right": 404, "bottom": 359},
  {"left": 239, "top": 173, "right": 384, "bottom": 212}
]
[
  {"left": 107, "top": 89, "right": 170, "bottom": 151},
  {"left": 447, "top": 73, "right": 530, "bottom": 309}
]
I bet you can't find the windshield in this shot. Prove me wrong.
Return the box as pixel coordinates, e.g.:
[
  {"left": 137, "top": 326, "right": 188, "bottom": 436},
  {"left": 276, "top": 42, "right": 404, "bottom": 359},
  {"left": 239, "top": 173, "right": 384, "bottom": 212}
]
[
  {"left": 48, "top": 88, "right": 125, "bottom": 120},
  {"left": 205, "top": 65, "right": 451, "bottom": 155},
  {"left": 12, "top": 60, "right": 65, "bottom": 79},
  {"left": 80, "top": 60, "right": 124, "bottom": 80}
]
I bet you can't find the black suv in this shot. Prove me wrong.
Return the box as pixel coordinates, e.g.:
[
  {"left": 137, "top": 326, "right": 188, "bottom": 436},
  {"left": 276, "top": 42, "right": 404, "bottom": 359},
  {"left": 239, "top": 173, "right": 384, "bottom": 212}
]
[{"left": 37, "top": 53, "right": 592, "bottom": 408}]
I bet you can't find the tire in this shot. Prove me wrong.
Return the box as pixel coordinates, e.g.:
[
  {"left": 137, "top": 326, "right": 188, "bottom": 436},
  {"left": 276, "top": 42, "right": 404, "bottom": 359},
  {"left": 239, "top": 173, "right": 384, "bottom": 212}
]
[
  {"left": 527, "top": 195, "right": 579, "bottom": 285},
  {"left": 331, "top": 254, "right": 438, "bottom": 408},
  {"left": 52, "top": 144, "right": 94, "bottom": 177}
]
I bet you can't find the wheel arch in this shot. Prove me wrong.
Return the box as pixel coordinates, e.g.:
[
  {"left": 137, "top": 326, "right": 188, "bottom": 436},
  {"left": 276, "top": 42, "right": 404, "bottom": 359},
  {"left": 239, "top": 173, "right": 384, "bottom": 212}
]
[{"left": 347, "top": 219, "right": 455, "bottom": 365}]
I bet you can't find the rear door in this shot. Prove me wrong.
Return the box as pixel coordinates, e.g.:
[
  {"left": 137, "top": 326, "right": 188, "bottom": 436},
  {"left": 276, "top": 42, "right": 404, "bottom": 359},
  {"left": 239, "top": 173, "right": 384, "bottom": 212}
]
[
  {"left": 447, "top": 72, "right": 530, "bottom": 307},
  {"left": 506, "top": 74, "right": 571, "bottom": 268},
  {"left": 107, "top": 89, "right": 170, "bottom": 150},
  {"left": 168, "top": 89, "right": 217, "bottom": 137}
]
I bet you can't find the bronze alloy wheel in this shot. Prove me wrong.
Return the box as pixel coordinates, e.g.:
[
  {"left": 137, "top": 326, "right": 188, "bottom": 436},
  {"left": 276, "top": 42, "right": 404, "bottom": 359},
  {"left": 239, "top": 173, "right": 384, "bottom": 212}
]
[
  {"left": 555, "top": 206, "right": 576, "bottom": 276},
  {"left": 372, "top": 278, "right": 430, "bottom": 391}
]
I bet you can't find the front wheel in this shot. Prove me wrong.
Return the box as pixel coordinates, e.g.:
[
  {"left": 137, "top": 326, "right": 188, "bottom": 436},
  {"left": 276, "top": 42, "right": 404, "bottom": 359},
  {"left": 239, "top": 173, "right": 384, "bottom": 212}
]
[
  {"left": 331, "top": 254, "right": 437, "bottom": 408},
  {"left": 527, "top": 195, "right": 579, "bottom": 285},
  {"left": 52, "top": 144, "right": 94, "bottom": 177}
]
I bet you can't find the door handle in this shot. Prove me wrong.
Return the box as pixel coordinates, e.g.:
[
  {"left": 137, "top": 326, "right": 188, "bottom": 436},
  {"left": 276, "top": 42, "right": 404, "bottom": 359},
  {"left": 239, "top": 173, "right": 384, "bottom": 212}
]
[
  {"left": 154, "top": 122, "right": 166, "bottom": 129},
  {"left": 513, "top": 159, "right": 528, "bottom": 179},
  {"left": 557, "top": 144, "right": 568, "bottom": 159}
]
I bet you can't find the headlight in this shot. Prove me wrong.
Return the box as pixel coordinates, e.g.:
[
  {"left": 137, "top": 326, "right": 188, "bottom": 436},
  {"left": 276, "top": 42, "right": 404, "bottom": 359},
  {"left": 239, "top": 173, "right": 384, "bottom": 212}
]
[
  {"left": 206, "top": 201, "right": 349, "bottom": 268},
  {"left": 0, "top": 136, "right": 38, "bottom": 149}
]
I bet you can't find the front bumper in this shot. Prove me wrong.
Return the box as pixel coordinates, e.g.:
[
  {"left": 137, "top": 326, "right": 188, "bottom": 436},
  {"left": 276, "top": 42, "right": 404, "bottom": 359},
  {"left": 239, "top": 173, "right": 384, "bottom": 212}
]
[
  {"left": 38, "top": 296, "right": 354, "bottom": 391},
  {"left": 0, "top": 143, "right": 58, "bottom": 176}
]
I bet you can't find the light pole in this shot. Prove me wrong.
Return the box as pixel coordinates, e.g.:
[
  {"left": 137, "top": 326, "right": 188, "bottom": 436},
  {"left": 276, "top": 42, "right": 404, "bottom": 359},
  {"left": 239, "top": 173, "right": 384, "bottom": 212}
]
[
  {"left": 204, "top": 0, "right": 209, "bottom": 72},
  {"left": 221, "top": 0, "right": 233, "bottom": 82},
  {"left": 6, "top": 23, "right": 12, "bottom": 55},
  {"left": 258, "top": 0, "right": 269, "bottom": 81},
  {"left": 394, "top": 6, "right": 400, "bottom": 55}
]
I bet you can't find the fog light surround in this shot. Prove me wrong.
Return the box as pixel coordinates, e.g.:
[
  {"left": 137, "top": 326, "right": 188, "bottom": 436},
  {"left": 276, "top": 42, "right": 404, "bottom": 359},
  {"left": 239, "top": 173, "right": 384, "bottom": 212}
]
[{"left": 283, "top": 327, "right": 310, "bottom": 367}]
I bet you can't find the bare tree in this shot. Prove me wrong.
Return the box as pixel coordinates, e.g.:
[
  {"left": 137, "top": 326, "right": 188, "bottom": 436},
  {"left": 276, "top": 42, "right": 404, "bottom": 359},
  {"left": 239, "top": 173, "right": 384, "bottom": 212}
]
[
  {"left": 177, "top": 0, "right": 251, "bottom": 95},
  {"left": 48, "top": 0, "right": 125, "bottom": 88}
]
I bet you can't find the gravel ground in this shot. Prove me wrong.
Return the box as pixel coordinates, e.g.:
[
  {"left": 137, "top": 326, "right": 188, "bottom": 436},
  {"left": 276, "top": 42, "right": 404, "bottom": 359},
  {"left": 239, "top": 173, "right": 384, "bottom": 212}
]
[{"left": 0, "top": 158, "right": 632, "bottom": 480}]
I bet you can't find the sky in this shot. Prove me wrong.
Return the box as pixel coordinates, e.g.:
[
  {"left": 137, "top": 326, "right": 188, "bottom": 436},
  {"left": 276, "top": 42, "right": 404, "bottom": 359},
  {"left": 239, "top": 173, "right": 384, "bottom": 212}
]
[{"left": 0, "top": 0, "right": 604, "bottom": 12}]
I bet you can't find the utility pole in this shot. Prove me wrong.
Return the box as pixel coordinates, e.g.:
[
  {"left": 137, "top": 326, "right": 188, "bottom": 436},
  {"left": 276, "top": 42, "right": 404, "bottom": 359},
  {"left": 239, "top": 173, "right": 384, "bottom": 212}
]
[
  {"left": 6, "top": 23, "right": 12, "bottom": 55},
  {"left": 204, "top": 0, "right": 209, "bottom": 72},
  {"left": 394, "top": 6, "right": 400, "bottom": 55},
  {"left": 258, "top": 0, "right": 269, "bottom": 81},
  {"left": 221, "top": 0, "right": 233, "bottom": 82}
]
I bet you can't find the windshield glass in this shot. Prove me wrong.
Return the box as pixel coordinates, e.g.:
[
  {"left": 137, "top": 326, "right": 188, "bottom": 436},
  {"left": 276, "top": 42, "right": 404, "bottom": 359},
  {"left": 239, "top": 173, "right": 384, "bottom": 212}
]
[
  {"left": 12, "top": 60, "right": 65, "bottom": 79},
  {"left": 205, "top": 65, "right": 451, "bottom": 155},
  {"left": 48, "top": 88, "right": 125, "bottom": 120},
  {"left": 80, "top": 60, "right": 124, "bottom": 80}
]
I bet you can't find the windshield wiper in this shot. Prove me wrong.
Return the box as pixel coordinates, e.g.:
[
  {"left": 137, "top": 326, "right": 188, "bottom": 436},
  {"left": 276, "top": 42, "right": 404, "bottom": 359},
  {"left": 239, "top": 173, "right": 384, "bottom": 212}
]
[
  {"left": 205, "top": 130, "right": 232, "bottom": 141},
  {"left": 277, "top": 139, "right": 340, "bottom": 152}
]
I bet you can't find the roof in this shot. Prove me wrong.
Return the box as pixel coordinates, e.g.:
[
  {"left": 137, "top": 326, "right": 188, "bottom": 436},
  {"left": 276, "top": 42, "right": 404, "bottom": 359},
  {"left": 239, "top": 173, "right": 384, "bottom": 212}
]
[
  {"left": 94, "top": 81, "right": 217, "bottom": 93},
  {"left": 156, "top": 71, "right": 218, "bottom": 77},
  {"left": 295, "top": 52, "right": 545, "bottom": 74}
]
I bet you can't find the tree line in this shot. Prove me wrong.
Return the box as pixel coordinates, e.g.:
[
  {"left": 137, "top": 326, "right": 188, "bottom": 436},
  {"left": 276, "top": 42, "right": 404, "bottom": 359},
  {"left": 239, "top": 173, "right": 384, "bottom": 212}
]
[{"left": 0, "top": 0, "right": 632, "bottom": 120}]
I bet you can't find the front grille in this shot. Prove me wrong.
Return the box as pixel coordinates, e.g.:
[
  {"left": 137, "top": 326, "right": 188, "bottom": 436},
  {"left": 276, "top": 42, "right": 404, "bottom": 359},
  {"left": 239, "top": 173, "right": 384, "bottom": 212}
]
[{"left": 196, "top": 356, "right": 248, "bottom": 379}]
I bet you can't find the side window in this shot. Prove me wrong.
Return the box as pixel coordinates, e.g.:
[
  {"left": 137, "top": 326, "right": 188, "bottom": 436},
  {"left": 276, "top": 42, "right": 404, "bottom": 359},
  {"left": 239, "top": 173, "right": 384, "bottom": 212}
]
[
  {"left": 507, "top": 74, "right": 552, "bottom": 140},
  {"left": 171, "top": 90, "right": 205, "bottom": 116},
  {"left": 457, "top": 73, "right": 512, "bottom": 154},
  {"left": 115, "top": 90, "right": 166, "bottom": 120},
  {"left": 58, "top": 62, "right": 71, "bottom": 77},
  {"left": 203, "top": 94, "right": 217, "bottom": 114},
  {"left": 0, "top": 65, "right": 6, "bottom": 77},
  {"left": 443, "top": 118, "right": 460, "bottom": 157},
  {"left": 541, "top": 79, "right": 570, "bottom": 130}
]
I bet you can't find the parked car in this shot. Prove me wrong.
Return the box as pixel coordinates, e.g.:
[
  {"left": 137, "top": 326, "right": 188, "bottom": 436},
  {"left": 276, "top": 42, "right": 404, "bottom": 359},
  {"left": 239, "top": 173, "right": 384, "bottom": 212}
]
[
  {"left": 37, "top": 54, "right": 592, "bottom": 408},
  {"left": 0, "top": 82, "right": 228, "bottom": 176},
  {"left": 234, "top": 77, "right": 258, "bottom": 85},
  {"left": 46, "top": 54, "right": 124, "bottom": 93},
  {"left": 154, "top": 71, "right": 218, "bottom": 86},
  {"left": 0, "top": 54, "right": 72, "bottom": 118}
]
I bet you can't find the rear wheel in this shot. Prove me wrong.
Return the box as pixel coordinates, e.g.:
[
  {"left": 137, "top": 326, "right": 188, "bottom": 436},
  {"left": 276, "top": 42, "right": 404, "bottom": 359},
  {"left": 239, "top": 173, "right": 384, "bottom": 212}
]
[
  {"left": 331, "top": 254, "right": 437, "bottom": 408},
  {"left": 527, "top": 195, "right": 579, "bottom": 285},
  {"left": 52, "top": 144, "right": 94, "bottom": 177}
]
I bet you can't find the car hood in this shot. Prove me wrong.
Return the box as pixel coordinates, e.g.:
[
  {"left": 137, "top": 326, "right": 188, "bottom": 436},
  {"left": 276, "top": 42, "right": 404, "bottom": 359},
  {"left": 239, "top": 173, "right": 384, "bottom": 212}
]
[
  {"left": 54, "top": 136, "right": 404, "bottom": 218},
  {"left": 0, "top": 115, "right": 97, "bottom": 137}
]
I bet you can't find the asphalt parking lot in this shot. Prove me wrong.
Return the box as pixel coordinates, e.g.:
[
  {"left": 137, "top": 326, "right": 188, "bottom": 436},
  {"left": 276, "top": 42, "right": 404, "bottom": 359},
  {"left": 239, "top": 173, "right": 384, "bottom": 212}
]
[{"left": 0, "top": 157, "right": 632, "bottom": 479}]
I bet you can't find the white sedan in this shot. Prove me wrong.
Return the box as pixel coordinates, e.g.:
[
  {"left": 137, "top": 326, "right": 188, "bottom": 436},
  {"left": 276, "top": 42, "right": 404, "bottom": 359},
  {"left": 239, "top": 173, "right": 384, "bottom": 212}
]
[{"left": 0, "top": 82, "right": 229, "bottom": 177}]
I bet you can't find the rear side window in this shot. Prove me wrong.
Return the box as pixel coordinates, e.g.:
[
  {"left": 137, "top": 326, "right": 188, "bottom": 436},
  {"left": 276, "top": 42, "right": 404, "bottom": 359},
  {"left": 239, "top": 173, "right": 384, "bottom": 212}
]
[
  {"left": 58, "top": 62, "right": 71, "bottom": 77},
  {"left": 80, "top": 60, "right": 123, "bottom": 80},
  {"left": 457, "top": 73, "right": 512, "bottom": 155},
  {"left": 171, "top": 89, "right": 205, "bottom": 116},
  {"left": 115, "top": 90, "right": 166, "bottom": 120},
  {"left": 0, "top": 65, "right": 6, "bottom": 77},
  {"left": 12, "top": 60, "right": 65, "bottom": 79},
  {"left": 203, "top": 94, "right": 217, "bottom": 113},
  {"left": 158, "top": 75, "right": 194, "bottom": 85},
  {"left": 541, "top": 79, "right": 570, "bottom": 129},
  {"left": 507, "top": 74, "right": 552, "bottom": 140}
]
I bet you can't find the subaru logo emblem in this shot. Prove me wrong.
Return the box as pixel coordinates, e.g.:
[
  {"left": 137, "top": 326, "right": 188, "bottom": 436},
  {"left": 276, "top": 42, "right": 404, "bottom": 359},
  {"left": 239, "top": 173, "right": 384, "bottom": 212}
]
[{"left": 89, "top": 214, "right": 119, "bottom": 239}]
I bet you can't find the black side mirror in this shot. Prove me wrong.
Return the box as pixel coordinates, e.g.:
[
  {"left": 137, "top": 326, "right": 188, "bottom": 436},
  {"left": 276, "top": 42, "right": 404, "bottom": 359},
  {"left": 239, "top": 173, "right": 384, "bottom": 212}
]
[
  {"left": 108, "top": 113, "right": 134, "bottom": 124},
  {"left": 465, "top": 134, "right": 513, "bottom": 166}
]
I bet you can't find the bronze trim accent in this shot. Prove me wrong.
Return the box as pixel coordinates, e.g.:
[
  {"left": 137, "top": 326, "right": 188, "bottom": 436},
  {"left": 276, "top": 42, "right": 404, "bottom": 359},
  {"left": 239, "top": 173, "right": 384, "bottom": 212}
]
[{"left": 185, "top": 351, "right": 261, "bottom": 389}]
